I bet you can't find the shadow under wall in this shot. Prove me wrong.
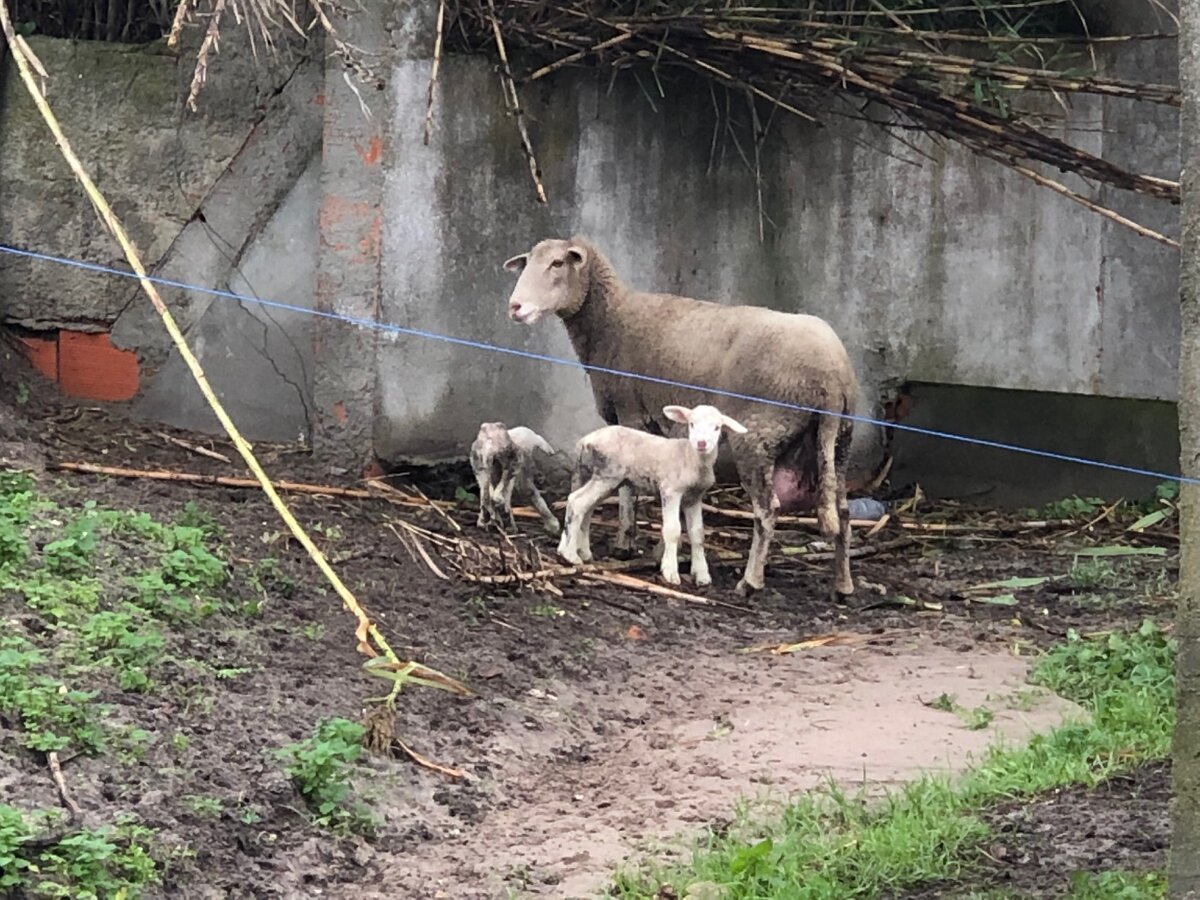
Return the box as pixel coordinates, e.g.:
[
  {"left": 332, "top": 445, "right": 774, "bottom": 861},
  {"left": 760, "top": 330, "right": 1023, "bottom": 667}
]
[{"left": 888, "top": 382, "right": 1179, "bottom": 508}]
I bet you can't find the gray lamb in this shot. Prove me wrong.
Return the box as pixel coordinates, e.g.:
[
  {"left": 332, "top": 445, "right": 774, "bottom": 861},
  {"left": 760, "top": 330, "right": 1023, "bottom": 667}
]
[
  {"left": 469, "top": 422, "right": 560, "bottom": 535},
  {"left": 502, "top": 237, "right": 859, "bottom": 597}
]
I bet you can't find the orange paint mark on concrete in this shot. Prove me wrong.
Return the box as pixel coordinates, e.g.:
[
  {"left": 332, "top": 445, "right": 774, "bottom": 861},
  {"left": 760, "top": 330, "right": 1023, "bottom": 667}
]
[
  {"left": 354, "top": 211, "right": 382, "bottom": 263},
  {"left": 332, "top": 401, "right": 347, "bottom": 424},
  {"left": 17, "top": 334, "right": 58, "bottom": 382},
  {"left": 319, "top": 195, "right": 372, "bottom": 231},
  {"left": 57, "top": 331, "right": 140, "bottom": 402},
  {"left": 355, "top": 135, "right": 382, "bottom": 167}
]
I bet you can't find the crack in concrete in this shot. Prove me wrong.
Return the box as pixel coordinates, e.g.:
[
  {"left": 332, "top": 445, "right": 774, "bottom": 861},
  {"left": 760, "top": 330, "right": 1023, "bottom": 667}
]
[{"left": 196, "top": 218, "right": 313, "bottom": 429}]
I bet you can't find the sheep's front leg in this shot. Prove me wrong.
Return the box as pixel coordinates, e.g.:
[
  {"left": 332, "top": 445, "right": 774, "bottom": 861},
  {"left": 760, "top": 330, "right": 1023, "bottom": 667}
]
[
  {"left": 612, "top": 484, "right": 639, "bottom": 559},
  {"left": 683, "top": 499, "right": 710, "bottom": 586},
  {"left": 736, "top": 463, "right": 778, "bottom": 596},
  {"left": 658, "top": 492, "right": 683, "bottom": 585}
]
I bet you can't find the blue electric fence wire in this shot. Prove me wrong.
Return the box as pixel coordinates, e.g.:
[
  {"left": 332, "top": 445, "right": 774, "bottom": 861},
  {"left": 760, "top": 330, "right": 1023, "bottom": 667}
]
[{"left": 1, "top": 240, "right": 1196, "bottom": 486}]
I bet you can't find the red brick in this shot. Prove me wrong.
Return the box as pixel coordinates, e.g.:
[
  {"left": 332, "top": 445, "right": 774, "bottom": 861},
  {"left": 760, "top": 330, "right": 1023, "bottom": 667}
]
[{"left": 57, "top": 331, "right": 139, "bottom": 402}]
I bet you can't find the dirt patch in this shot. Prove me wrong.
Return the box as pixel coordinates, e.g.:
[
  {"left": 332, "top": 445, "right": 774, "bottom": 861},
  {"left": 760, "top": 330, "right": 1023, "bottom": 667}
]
[
  {"left": 902, "top": 763, "right": 1170, "bottom": 897},
  {"left": 0, "top": 364, "right": 1178, "bottom": 899}
]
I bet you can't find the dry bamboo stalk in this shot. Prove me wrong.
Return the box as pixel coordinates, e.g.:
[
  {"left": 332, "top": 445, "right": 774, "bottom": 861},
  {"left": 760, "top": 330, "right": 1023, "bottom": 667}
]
[
  {"left": 525, "top": 31, "right": 634, "bottom": 82},
  {"left": 486, "top": 0, "right": 548, "bottom": 203},
  {"left": 1006, "top": 162, "right": 1180, "bottom": 250},
  {"left": 156, "top": 432, "right": 233, "bottom": 463},
  {"left": 422, "top": 0, "right": 446, "bottom": 145}
]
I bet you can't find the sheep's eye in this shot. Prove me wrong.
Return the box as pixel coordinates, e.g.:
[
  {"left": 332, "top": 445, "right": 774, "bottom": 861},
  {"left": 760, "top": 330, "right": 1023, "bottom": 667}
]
[{"left": 550, "top": 258, "right": 565, "bottom": 268}]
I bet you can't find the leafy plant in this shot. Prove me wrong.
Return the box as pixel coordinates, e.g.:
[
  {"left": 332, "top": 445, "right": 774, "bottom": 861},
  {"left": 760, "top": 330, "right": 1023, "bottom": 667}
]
[{"left": 275, "top": 718, "right": 375, "bottom": 833}]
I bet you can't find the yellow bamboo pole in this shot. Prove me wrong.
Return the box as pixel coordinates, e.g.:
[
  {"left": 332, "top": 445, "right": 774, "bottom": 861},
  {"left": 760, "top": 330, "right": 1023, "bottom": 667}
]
[{"left": 0, "top": 6, "right": 469, "bottom": 701}]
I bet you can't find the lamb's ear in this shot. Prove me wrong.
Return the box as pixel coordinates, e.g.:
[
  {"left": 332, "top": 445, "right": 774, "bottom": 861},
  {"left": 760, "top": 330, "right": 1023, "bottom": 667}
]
[
  {"left": 566, "top": 245, "right": 588, "bottom": 268},
  {"left": 503, "top": 254, "right": 528, "bottom": 273},
  {"left": 721, "top": 415, "right": 749, "bottom": 434},
  {"left": 663, "top": 405, "right": 691, "bottom": 424}
]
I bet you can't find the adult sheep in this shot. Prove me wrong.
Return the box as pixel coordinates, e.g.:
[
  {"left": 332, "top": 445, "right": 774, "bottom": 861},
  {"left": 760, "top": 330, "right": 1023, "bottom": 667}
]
[{"left": 503, "top": 237, "right": 859, "bottom": 597}]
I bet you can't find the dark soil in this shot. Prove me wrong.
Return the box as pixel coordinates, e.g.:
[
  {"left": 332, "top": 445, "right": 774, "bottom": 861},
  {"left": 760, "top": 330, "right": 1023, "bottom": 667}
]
[
  {"left": 903, "top": 763, "right": 1170, "bottom": 897},
  {"left": 0, "top": 347, "right": 1178, "bottom": 899}
]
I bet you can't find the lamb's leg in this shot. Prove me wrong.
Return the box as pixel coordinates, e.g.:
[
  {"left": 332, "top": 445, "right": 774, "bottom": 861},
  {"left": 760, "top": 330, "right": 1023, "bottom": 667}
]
[
  {"left": 613, "top": 484, "right": 639, "bottom": 559},
  {"left": 525, "top": 479, "right": 561, "bottom": 536},
  {"left": 816, "top": 413, "right": 840, "bottom": 538},
  {"left": 736, "top": 461, "right": 778, "bottom": 596},
  {"left": 472, "top": 463, "right": 492, "bottom": 528},
  {"left": 559, "top": 478, "right": 612, "bottom": 564},
  {"left": 499, "top": 472, "right": 518, "bottom": 532},
  {"left": 658, "top": 492, "right": 683, "bottom": 585},
  {"left": 683, "top": 500, "right": 710, "bottom": 587}
]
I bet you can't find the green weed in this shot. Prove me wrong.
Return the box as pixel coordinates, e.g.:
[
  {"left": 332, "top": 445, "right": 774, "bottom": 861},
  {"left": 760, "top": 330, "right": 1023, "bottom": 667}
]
[
  {"left": 0, "top": 806, "right": 157, "bottom": 898},
  {"left": 275, "top": 717, "right": 376, "bottom": 834}
]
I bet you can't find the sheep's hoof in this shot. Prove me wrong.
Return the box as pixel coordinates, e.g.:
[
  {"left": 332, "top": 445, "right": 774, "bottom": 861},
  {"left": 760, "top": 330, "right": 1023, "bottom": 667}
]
[
  {"left": 735, "top": 577, "right": 762, "bottom": 597},
  {"left": 544, "top": 520, "right": 562, "bottom": 537},
  {"left": 559, "top": 550, "right": 582, "bottom": 565},
  {"left": 693, "top": 572, "right": 712, "bottom": 588},
  {"left": 578, "top": 548, "right": 593, "bottom": 563},
  {"left": 476, "top": 513, "right": 488, "bottom": 528},
  {"left": 662, "top": 571, "right": 682, "bottom": 586},
  {"left": 833, "top": 579, "right": 855, "bottom": 600}
]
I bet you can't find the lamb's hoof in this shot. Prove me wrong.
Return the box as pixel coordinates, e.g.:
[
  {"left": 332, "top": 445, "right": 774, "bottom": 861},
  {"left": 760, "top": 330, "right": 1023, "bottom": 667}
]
[
  {"left": 693, "top": 573, "right": 712, "bottom": 588},
  {"left": 476, "top": 514, "right": 488, "bottom": 528},
  {"left": 662, "top": 572, "right": 682, "bottom": 586},
  {"left": 544, "top": 521, "right": 562, "bottom": 538},
  {"left": 833, "top": 579, "right": 855, "bottom": 601},
  {"left": 735, "top": 578, "right": 762, "bottom": 597},
  {"left": 559, "top": 550, "right": 583, "bottom": 565},
  {"left": 578, "top": 548, "right": 593, "bottom": 563}
]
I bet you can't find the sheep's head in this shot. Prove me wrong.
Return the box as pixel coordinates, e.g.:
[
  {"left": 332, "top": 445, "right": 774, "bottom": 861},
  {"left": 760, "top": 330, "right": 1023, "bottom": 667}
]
[
  {"left": 503, "top": 239, "right": 589, "bottom": 325},
  {"left": 663, "top": 404, "right": 748, "bottom": 456}
]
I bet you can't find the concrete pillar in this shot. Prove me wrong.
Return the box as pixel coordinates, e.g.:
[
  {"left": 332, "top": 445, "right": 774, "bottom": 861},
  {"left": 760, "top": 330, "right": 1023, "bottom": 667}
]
[{"left": 311, "top": 3, "right": 403, "bottom": 475}]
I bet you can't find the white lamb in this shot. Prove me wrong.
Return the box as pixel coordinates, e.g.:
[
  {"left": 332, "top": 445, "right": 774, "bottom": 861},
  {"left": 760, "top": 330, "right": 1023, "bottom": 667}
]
[
  {"left": 470, "top": 422, "right": 561, "bottom": 535},
  {"left": 557, "top": 404, "right": 747, "bottom": 586}
]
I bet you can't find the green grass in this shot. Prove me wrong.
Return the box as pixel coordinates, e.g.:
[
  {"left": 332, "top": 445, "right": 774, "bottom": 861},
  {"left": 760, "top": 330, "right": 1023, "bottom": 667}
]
[
  {"left": 0, "top": 469, "right": 298, "bottom": 896},
  {"left": 608, "top": 621, "right": 1174, "bottom": 899}
]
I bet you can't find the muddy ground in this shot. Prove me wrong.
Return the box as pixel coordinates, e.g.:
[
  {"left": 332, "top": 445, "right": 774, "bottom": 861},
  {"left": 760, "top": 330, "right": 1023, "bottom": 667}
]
[{"left": 0, "top": 349, "right": 1177, "bottom": 899}]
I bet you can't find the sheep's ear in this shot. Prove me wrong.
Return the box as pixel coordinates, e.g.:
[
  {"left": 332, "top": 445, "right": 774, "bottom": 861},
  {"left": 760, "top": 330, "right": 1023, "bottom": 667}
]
[
  {"left": 721, "top": 415, "right": 749, "bottom": 434},
  {"left": 566, "top": 246, "right": 588, "bottom": 268},
  {"left": 503, "top": 254, "right": 528, "bottom": 273},
  {"left": 662, "top": 405, "right": 690, "bottom": 424}
]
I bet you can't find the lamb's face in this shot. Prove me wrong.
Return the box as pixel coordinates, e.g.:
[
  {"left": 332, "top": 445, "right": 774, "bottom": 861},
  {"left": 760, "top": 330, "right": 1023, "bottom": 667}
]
[
  {"left": 663, "top": 404, "right": 750, "bottom": 455},
  {"left": 473, "top": 422, "right": 509, "bottom": 454},
  {"left": 503, "top": 239, "right": 588, "bottom": 325}
]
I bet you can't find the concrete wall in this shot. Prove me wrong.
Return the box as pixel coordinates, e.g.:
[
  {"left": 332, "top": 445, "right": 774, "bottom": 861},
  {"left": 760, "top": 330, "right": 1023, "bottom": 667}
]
[
  {"left": 0, "top": 16, "right": 1184, "bottom": 499},
  {"left": 0, "top": 33, "right": 322, "bottom": 444}
]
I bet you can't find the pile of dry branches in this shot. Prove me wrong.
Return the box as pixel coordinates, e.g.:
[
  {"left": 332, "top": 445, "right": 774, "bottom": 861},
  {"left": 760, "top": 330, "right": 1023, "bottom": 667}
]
[{"left": 444, "top": 0, "right": 1181, "bottom": 238}]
